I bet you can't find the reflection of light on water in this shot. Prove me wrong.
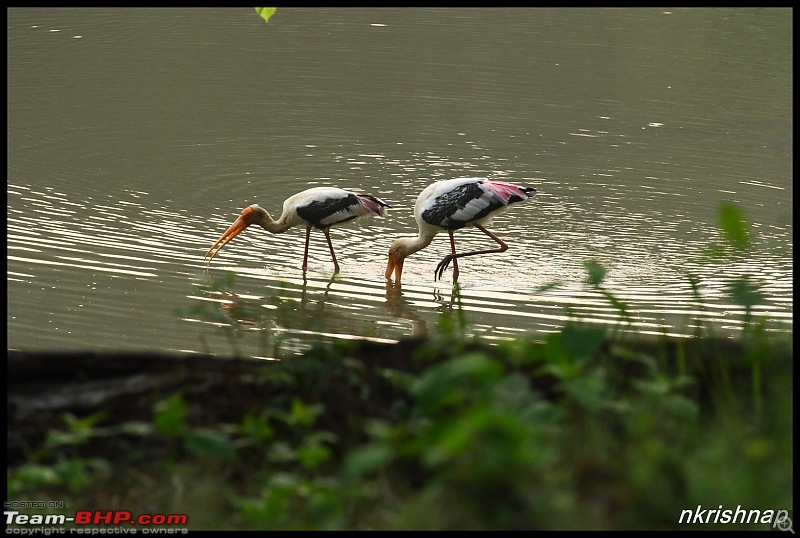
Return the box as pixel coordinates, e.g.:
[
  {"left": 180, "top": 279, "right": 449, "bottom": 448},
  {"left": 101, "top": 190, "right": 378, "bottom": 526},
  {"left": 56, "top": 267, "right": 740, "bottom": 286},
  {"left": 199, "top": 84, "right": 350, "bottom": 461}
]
[
  {"left": 7, "top": 168, "right": 793, "bottom": 356},
  {"left": 7, "top": 254, "right": 159, "bottom": 278},
  {"left": 182, "top": 260, "right": 791, "bottom": 359}
]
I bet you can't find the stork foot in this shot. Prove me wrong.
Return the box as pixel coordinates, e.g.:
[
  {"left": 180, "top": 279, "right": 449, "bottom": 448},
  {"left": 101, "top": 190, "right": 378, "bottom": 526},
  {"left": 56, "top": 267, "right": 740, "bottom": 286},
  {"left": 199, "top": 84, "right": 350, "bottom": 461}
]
[{"left": 435, "top": 255, "right": 455, "bottom": 281}]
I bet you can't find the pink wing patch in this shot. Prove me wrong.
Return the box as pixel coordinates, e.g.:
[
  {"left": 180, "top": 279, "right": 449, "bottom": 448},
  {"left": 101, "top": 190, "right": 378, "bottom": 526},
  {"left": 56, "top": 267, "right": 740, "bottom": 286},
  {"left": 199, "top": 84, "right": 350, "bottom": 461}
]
[
  {"left": 356, "top": 194, "right": 389, "bottom": 217},
  {"left": 483, "top": 181, "right": 532, "bottom": 204}
]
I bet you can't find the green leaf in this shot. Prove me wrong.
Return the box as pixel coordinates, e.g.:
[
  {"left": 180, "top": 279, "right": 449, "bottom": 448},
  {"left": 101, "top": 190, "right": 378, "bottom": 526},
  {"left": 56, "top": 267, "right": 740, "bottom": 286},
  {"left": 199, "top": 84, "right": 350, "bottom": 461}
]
[
  {"left": 297, "top": 441, "right": 332, "bottom": 471},
  {"left": 717, "top": 201, "right": 751, "bottom": 251},
  {"left": 241, "top": 413, "right": 274, "bottom": 442},
  {"left": 44, "top": 430, "right": 91, "bottom": 449},
  {"left": 8, "top": 464, "right": 60, "bottom": 490},
  {"left": 727, "top": 276, "right": 765, "bottom": 309},
  {"left": 411, "top": 352, "right": 502, "bottom": 411},
  {"left": 183, "top": 429, "right": 236, "bottom": 462},
  {"left": 600, "top": 289, "right": 633, "bottom": 324},
  {"left": 583, "top": 260, "right": 607, "bottom": 287},
  {"left": 116, "top": 422, "right": 154, "bottom": 436},
  {"left": 342, "top": 443, "right": 394, "bottom": 478},
  {"left": 254, "top": 8, "right": 277, "bottom": 23},
  {"left": 153, "top": 394, "right": 188, "bottom": 437},
  {"left": 61, "top": 411, "right": 107, "bottom": 433},
  {"left": 289, "top": 397, "right": 325, "bottom": 427},
  {"left": 562, "top": 324, "right": 607, "bottom": 362},
  {"left": 535, "top": 280, "right": 563, "bottom": 293}
]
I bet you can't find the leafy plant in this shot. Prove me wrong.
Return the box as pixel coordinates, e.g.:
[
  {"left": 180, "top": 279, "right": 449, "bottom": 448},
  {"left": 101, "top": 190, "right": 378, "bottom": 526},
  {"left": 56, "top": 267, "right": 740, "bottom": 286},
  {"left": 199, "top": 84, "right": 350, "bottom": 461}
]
[{"left": 254, "top": 8, "right": 276, "bottom": 23}]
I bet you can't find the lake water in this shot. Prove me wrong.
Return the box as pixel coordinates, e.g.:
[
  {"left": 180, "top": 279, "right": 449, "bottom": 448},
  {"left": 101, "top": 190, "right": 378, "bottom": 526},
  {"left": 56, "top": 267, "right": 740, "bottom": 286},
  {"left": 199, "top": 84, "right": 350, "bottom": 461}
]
[{"left": 7, "top": 8, "right": 792, "bottom": 359}]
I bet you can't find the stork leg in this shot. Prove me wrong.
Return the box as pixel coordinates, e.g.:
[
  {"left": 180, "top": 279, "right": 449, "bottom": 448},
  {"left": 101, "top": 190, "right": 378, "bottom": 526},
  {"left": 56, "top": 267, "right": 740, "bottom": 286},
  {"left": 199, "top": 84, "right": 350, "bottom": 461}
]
[
  {"left": 302, "top": 225, "right": 312, "bottom": 272},
  {"left": 448, "top": 230, "right": 460, "bottom": 282},
  {"left": 322, "top": 229, "right": 341, "bottom": 273},
  {"left": 434, "top": 224, "right": 508, "bottom": 281}
]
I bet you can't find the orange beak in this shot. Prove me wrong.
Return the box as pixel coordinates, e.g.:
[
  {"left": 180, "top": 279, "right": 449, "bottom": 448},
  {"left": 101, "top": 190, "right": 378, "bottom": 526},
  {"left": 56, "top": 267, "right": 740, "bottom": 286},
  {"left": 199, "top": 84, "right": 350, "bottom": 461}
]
[
  {"left": 385, "top": 252, "right": 404, "bottom": 282},
  {"left": 204, "top": 213, "right": 252, "bottom": 263}
]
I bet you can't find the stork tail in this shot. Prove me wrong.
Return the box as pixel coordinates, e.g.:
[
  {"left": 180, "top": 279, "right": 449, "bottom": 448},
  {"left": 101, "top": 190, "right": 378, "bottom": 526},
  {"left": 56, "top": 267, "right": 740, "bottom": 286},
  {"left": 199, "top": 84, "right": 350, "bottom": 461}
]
[{"left": 357, "top": 194, "right": 390, "bottom": 217}]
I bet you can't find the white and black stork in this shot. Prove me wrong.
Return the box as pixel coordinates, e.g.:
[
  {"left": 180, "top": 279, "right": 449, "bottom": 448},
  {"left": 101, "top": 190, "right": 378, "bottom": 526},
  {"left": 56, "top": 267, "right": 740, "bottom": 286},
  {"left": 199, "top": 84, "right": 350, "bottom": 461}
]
[
  {"left": 385, "top": 177, "right": 536, "bottom": 283},
  {"left": 204, "top": 186, "right": 389, "bottom": 273}
]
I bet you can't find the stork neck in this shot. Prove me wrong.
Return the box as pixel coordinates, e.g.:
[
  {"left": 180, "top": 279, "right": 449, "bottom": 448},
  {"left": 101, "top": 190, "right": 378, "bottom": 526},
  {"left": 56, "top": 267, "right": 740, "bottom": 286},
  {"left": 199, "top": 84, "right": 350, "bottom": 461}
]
[
  {"left": 262, "top": 220, "right": 290, "bottom": 234},
  {"left": 402, "top": 227, "right": 438, "bottom": 256},
  {"left": 250, "top": 205, "right": 291, "bottom": 234}
]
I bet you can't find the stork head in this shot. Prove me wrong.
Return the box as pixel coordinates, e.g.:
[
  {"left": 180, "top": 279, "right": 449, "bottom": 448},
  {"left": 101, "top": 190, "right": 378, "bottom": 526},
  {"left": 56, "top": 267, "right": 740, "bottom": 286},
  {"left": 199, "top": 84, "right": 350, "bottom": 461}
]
[
  {"left": 204, "top": 205, "right": 262, "bottom": 264},
  {"left": 385, "top": 238, "right": 416, "bottom": 282}
]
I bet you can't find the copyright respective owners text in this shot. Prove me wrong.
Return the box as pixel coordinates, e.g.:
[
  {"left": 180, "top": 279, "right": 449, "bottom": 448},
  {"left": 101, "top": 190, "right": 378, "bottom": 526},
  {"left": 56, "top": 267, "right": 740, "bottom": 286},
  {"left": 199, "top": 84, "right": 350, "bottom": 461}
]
[{"left": 5, "top": 501, "right": 189, "bottom": 535}]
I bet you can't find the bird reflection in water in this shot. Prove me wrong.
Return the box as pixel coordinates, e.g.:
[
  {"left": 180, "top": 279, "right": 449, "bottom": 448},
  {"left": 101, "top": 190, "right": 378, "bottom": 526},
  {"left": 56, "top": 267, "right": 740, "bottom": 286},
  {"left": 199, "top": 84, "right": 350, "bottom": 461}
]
[
  {"left": 195, "top": 272, "right": 412, "bottom": 358},
  {"left": 384, "top": 280, "right": 430, "bottom": 338}
]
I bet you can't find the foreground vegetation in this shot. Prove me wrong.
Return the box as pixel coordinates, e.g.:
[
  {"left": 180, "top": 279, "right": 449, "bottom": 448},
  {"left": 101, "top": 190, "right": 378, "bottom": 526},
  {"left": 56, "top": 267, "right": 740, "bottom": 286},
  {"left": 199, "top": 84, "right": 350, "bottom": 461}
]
[
  {"left": 7, "top": 203, "right": 793, "bottom": 530},
  {"left": 6, "top": 327, "right": 793, "bottom": 530}
]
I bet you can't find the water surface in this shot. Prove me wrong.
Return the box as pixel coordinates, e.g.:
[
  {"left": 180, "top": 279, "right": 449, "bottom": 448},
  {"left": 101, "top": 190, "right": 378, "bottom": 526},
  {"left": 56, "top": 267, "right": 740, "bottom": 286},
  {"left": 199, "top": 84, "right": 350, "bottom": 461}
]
[{"left": 7, "top": 8, "right": 792, "bottom": 358}]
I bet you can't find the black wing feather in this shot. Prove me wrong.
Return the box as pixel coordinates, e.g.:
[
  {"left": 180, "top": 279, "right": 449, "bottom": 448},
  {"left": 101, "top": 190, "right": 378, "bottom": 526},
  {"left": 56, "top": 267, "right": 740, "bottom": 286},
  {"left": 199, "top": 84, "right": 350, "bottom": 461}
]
[
  {"left": 421, "top": 182, "right": 506, "bottom": 230},
  {"left": 296, "top": 193, "right": 359, "bottom": 229}
]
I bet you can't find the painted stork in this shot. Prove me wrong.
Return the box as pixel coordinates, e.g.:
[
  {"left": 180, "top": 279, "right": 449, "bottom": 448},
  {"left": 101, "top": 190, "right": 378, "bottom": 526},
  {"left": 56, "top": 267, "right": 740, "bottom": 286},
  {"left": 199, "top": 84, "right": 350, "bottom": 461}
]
[
  {"left": 385, "top": 177, "right": 536, "bottom": 283},
  {"left": 204, "top": 186, "right": 389, "bottom": 272}
]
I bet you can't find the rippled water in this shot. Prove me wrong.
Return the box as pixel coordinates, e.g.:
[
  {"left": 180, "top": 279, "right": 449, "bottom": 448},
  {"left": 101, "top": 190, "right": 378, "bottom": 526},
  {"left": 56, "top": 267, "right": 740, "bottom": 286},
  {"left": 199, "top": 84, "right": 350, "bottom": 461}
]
[{"left": 7, "top": 8, "right": 792, "bottom": 358}]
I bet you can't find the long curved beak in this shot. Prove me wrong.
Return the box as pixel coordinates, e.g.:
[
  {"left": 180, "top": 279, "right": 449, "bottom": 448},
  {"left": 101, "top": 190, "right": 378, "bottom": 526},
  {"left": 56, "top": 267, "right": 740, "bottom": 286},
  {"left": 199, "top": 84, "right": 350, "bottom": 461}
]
[
  {"left": 204, "top": 216, "right": 250, "bottom": 264},
  {"left": 385, "top": 253, "right": 404, "bottom": 282}
]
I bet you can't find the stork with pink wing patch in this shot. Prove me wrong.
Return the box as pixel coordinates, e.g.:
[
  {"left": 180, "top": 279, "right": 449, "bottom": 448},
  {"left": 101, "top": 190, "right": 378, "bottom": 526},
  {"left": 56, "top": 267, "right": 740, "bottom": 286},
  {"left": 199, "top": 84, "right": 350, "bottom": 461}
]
[{"left": 386, "top": 177, "right": 536, "bottom": 283}]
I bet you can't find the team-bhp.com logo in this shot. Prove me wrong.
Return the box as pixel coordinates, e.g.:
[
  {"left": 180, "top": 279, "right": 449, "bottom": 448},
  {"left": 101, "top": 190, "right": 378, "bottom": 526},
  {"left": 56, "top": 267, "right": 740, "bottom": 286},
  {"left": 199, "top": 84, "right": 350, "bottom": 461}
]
[{"left": 6, "top": 510, "right": 188, "bottom": 533}]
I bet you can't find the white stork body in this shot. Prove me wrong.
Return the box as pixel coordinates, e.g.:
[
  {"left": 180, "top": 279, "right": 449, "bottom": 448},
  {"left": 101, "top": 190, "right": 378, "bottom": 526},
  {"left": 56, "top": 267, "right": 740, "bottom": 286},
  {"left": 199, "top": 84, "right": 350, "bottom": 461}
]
[
  {"left": 385, "top": 177, "right": 536, "bottom": 282},
  {"left": 205, "top": 186, "right": 389, "bottom": 273}
]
